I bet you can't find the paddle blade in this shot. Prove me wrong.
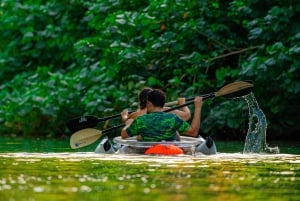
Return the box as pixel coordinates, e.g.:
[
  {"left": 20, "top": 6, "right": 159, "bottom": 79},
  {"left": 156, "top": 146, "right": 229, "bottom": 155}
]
[
  {"left": 70, "top": 128, "right": 102, "bottom": 149},
  {"left": 215, "top": 81, "right": 253, "bottom": 98},
  {"left": 66, "top": 116, "right": 99, "bottom": 133}
]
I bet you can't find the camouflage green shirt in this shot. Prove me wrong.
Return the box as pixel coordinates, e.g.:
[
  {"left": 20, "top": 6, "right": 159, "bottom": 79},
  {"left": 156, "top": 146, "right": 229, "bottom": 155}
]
[{"left": 126, "top": 112, "right": 190, "bottom": 141}]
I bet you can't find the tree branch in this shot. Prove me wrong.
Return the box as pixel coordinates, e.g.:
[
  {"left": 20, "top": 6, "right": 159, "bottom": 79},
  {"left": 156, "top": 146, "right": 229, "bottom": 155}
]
[{"left": 205, "top": 46, "right": 260, "bottom": 63}]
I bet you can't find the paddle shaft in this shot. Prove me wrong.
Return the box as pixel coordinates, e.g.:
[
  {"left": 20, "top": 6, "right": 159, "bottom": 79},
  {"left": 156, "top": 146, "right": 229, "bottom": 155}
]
[
  {"left": 95, "top": 111, "right": 133, "bottom": 123},
  {"left": 102, "top": 93, "right": 215, "bottom": 132},
  {"left": 95, "top": 99, "right": 185, "bottom": 120},
  {"left": 102, "top": 124, "right": 125, "bottom": 134},
  {"left": 165, "top": 92, "right": 214, "bottom": 106},
  {"left": 164, "top": 93, "right": 215, "bottom": 112},
  {"left": 73, "top": 100, "right": 179, "bottom": 125}
]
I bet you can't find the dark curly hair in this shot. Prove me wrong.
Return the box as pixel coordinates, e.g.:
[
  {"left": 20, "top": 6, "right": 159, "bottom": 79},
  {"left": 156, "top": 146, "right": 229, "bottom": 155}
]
[
  {"left": 139, "top": 87, "right": 152, "bottom": 109},
  {"left": 147, "top": 89, "right": 166, "bottom": 107}
]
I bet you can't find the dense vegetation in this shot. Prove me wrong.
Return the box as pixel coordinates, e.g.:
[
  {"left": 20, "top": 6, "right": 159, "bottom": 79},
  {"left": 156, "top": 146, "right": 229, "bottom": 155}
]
[{"left": 0, "top": 0, "right": 299, "bottom": 140}]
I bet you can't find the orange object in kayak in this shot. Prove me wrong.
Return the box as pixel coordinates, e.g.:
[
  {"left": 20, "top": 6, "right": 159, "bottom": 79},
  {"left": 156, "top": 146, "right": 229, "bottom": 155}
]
[{"left": 145, "top": 144, "right": 183, "bottom": 155}]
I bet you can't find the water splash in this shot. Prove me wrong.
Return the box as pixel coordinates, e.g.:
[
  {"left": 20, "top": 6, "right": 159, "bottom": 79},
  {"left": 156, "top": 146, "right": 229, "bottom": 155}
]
[{"left": 242, "top": 92, "right": 279, "bottom": 154}]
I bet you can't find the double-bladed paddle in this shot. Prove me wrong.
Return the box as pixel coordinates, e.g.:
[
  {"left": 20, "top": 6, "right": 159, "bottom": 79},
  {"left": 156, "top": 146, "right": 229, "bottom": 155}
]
[
  {"left": 67, "top": 100, "right": 187, "bottom": 133},
  {"left": 70, "top": 80, "right": 253, "bottom": 149}
]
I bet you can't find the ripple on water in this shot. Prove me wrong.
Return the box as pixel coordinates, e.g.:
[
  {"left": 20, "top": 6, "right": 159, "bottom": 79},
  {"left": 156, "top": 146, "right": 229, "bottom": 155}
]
[{"left": 0, "top": 152, "right": 299, "bottom": 164}]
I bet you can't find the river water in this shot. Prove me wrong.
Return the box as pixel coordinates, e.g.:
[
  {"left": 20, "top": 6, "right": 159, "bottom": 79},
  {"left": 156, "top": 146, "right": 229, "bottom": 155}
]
[{"left": 0, "top": 138, "right": 299, "bottom": 201}]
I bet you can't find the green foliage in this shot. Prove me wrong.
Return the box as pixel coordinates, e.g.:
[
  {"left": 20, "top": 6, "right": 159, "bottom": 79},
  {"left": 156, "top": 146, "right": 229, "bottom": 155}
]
[{"left": 0, "top": 0, "right": 299, "bottom": 139}]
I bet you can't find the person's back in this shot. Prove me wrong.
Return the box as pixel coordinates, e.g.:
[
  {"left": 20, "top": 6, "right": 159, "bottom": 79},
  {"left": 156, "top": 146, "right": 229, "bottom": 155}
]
[
  {"left": 121, "top": 89, "right": 202, "bottom": 141},
  {"left": 126, "top": 112, "right": 189, "bottom": 141}
]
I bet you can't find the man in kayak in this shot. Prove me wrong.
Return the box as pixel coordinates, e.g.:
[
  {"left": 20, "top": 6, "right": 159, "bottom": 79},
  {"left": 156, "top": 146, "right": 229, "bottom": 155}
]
[
  {"left": 121, "top": 87, "right": 191, "bottom": 123},
  {"left": 121, "top": 89, "right": 202, "bottom": 141},
  {"left": 95, "top": 89, "right": 217, "bottom": 155},
  {"left": 120, "top": 87, "right": 191, "bottom": 141}
]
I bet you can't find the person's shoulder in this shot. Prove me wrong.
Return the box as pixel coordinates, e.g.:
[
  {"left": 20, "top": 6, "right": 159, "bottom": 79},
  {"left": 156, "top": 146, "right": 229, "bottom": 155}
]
[
  {"left": 169, "top": 112, "right": 185, "bottom": 121},
  {"left": 162, "top": 112, "right": 179, "bottom": 119},
  {"left": 135, "top": 112, "right": 150, "bottom": 120},
  {"left": 128, "top": 109, "right": 145, "bottom": 119}
]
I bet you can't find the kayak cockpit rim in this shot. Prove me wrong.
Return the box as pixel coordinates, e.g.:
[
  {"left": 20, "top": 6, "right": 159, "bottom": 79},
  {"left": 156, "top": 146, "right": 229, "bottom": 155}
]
[{"left": 113, "top": 136, "right": 204, "bottom": 155}]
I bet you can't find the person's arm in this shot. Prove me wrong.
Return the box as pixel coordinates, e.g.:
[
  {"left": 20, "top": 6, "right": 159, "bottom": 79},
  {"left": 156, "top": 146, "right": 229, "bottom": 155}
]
[
  {"left": 121, "top": 109, "right": 129, "bottom": 122},
  {"left": 121, "top": 109, "right": 146, "bottom": 123},
  {"left": 121, "top": 118, "right": 134, "bottom": 139},
  {"left": 170, "top": 98, "right": 191, "bottom": 121},
  {"left": 184, "top": 96, "right": 203, "bottom": 137}
]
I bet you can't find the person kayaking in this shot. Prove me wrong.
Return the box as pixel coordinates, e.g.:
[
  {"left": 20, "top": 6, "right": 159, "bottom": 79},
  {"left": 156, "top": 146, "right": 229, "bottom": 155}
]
[
  {"left": 120, "top": 87, "right": 191, "bottom": 141},
  {"left": 95, "top": 89, "right": 217, "bottom": 155},
  {"left": 94, "top": 87, "right": 190, "bottom": 154},
  {"left": 121, "top": 89, "right": 202, "bottom": 141},
  {"left": 121, "top": 87, "right": 191, "bottom": 123}
]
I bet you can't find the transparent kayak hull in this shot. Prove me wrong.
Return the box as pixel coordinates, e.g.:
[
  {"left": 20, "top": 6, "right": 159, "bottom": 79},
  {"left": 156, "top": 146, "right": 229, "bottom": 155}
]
[{"left": 113, "top": 136, "right": 204, "bottom": 148}]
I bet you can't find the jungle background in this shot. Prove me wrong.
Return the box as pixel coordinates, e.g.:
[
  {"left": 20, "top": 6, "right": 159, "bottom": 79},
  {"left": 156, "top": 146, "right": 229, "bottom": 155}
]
[{"left": 0, "top": 0, "right": 299, "bottom": 141}]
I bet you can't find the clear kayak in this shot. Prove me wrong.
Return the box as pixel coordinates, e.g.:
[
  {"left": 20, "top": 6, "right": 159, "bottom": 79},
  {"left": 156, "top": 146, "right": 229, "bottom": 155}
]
[
  {"left": 95, "top": 136, "right": 217, "bottom": 155},
  {"left": 113, "top": 136, "right": 203, "bottom": 148}
]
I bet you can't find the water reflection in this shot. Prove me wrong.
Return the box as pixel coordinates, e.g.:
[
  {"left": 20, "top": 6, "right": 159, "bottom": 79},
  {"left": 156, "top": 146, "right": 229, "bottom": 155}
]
[
  {"left": 0, "top": 152, "right": 299, "bottom": 201},
  {"left": 0, "top": 152, "right": 299, "bottom": 163}
]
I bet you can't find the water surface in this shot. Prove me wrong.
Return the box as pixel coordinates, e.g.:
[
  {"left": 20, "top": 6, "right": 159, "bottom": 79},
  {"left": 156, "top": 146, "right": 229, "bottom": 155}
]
[{"left": 0, "top": 138, "right": 299, "bottom": 201}]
